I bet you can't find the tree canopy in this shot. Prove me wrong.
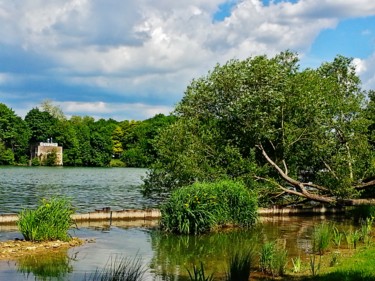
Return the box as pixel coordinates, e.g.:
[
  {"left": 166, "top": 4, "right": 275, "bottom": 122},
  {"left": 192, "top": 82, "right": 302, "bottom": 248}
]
[{"left": 143, "top": 51, "right": 375, "bottom": 206}]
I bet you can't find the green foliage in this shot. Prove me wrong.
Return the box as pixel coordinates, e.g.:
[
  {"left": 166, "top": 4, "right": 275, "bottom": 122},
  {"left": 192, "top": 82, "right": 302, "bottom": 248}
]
[
  {"left": 85, "top": 255, "right": 147, "bottom": 281},
  {"left": 225, "top": 251, "right": 252, "bottom": 281},
  {"left": 312, "top": 222, "right": 333, "bottom": 255},
  {"left": 0, "top": 141, "right": 14, "bottom": 165},
  {"left": 144, "top": 51, "right": 375, "bottom": 206},
  {"left": 17, "top": 197, "right": 74, "bottom": 242},
  {"left": 160, "top": 180, "right": 258, "bottom": 234},
  {"left": 187, "top": 262, "right": 214, "bottom": 281},
  {"left": 259, "top": 240, "right": 288, "bottom": 276}
]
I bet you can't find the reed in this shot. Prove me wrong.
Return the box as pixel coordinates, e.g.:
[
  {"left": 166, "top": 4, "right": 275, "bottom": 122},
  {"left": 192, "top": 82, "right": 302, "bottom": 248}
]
[
  {"left": 187, "top": 262, "right": 214, "bottom": 281},
  {"left": 332, "top": 226, "right": 343, "bottom": 248},
  {"left": 312, "top": 222, "right": 333, "bottom": 255},
  {"left": 225, "top": 251, "right": 252, "bottom": 281},
  {"left": 291, "top": 256, "right": 302, "bottom": 273},
  {"left": 309, "top": 254, "right": 321, "bottom": 277},
  {"left": 259, "top": 241, "right": 275, "bottom": 274},
  {"left": 17, "top": 197, "right": 74, "bottom": 242},
  {"left": 160, "top": 180, "right": 257, "bottom": 234},
  {"left": 84, "top": 255, "right": 147, "bottom": 281}
]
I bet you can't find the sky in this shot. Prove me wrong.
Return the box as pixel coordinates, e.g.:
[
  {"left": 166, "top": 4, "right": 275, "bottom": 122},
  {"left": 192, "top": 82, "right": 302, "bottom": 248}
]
[{"left": 0, "top": 0, "right": 375, "bottom": 121}]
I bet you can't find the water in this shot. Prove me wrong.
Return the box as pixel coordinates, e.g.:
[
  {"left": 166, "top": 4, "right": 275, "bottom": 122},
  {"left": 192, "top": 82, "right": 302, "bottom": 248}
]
[
  {"left": 0, "top": 166, "right": 156, "bottom": 213},
  {"left": 0, "top": 216, "right": 354, "bottom": 281},
  {"left": 0, "top": 167, "right": 356, "bottom": 280}
]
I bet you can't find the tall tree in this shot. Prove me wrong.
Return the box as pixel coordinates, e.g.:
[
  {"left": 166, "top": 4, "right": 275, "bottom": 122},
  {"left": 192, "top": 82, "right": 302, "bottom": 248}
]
[{"left": 144, "top": 52, "right": 375, "bottom": 206}]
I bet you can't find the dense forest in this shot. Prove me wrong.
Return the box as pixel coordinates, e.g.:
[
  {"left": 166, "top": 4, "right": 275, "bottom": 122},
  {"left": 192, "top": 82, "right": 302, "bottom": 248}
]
[{"left": 0, "top": 100, "right": 176, "bottom": 167}]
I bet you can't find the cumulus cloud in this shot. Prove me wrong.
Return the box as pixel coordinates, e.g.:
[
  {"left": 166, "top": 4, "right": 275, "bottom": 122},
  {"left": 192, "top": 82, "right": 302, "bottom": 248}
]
[{"left": 0, "top": 0, "right": 375, "bottom": 120}]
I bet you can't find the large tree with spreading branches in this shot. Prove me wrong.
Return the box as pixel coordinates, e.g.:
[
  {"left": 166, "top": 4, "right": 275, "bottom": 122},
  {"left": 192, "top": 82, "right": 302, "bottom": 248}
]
[{"left": 143, "top": 51, "right": 375, "bottom": 206}]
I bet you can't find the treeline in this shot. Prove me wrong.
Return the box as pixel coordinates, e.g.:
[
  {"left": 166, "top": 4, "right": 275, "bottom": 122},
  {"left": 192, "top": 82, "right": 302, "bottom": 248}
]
[{"left": 0, "top": 101, "right": 176, "bottom": 167}]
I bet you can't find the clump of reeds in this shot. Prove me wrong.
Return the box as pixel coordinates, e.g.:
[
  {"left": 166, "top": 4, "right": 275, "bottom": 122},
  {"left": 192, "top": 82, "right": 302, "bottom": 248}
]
[
  {"left": 17, "top": 197, "right": 74, "bottom": 242},
  {"left": 225, "top": 251, "right": 252, "bottom": 281},
  {"left": 311, "top": 222, "right": 333, "bottom": 255},
  {"left": 187, "top": 262, "right": 214, "bottom": 281},
  {"left": 259, "top": 240, "right": 288, "bottom": 276},
  {"left": 84, "top": 255, "right": 147, "bottom": 281}
]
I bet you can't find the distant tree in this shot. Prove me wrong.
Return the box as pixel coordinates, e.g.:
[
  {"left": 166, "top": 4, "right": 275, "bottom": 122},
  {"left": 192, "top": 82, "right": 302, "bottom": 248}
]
[
  {"left": 25, "top": 108, "right": 58, "bottom": 144},
  {"left": 0, "top": 103, "right": 30, "bottom": 164}
]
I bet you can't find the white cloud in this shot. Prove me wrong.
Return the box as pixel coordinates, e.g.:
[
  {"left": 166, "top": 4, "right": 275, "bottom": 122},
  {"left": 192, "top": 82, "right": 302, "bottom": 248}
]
[
  {"left": 354, "top": 55, "right": 375, "bottom": 90},
  {"left": 1, "top": 0, "right": 375, "bottom": 120},
  {"left": 59, "top": 101, "right": 173, "bottom": 120}
]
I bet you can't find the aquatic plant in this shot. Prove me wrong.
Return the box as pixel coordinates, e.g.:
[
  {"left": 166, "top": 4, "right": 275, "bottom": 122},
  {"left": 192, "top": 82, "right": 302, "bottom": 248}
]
[
  {"left": 309, "top": 254, "right": 321, "bottom": 276},
  {"left": 187, "top": 262, "right": 214, "bottom": 281},
  {"left": 85, "top": 255, "right": 147, "bottom": 281},
  {"left": 225, "top": 250, "right": 252, "bottom": 281},
  {"left": 160, "top": 180, "right": 258, "bottom": 234},
  {"left": 312, "top": 222, "right": 332, "bottom": 255},
  {"left": 332, "top": 226, "right": 343, "bottom": 248},
  {"left": 17, "top": 197, "right": 74, "bottom": 242},
  {"left": 259, "top": 240, "right": 288, "bottom": 276},
  {"left": 345, "top": 229, "right": 361, "bottom": 249},
  {"left": 291, "top": 256, "right": 302, "bottom": 273}
]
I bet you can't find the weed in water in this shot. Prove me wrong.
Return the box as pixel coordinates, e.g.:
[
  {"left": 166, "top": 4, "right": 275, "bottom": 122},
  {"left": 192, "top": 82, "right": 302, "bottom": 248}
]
[
  {"left": 311, "top": 222, "right": 332, "bottom": 255},
  {"left": 291, "top": 256, "right": 302, "bottom": 273},
  {"left": 309, "top": 254, "right": 321, "bottom": 277},
  {"left": 225, "top": 251, "right": 252, "bottom": 281},
  {"left": 84, "top": 255, "right": 147, "bottom": 281},
  {"left": 332, "top": 226, "right": 343, "bottom": 249},
  {"left": 259, "top": 241, "right": 275, "bottom": 274},
  {"left": 187, "top": 262, "right": 214, "bottom": 281}
]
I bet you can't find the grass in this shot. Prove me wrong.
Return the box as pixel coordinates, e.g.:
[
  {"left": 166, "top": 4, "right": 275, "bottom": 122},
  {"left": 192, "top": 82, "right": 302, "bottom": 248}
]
[
  {"left": 17, "top": 197, "right": 74, "bottom": 242},
  {"left": 84, "top": 255, "right": 147, "bottom": 281},
  {"left": 225, "top": 251, "right": 252, "bottom": 281},
  {"left": 311, "top": 222, "right": 332, "bottom": 255},
  {"left": 160, "top": 180, "right": 258, "bottom": 234},
  {"left": 187, "top": 262, "right": 214, "bottom": 281}
]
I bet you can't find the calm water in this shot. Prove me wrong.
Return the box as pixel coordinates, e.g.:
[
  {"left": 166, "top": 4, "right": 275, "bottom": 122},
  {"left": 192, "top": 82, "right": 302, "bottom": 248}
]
[
  {"left": 0, "top": 166, "right": 157, "bottom": 213},
  {"left": 0, "top": 167, "right": 356, "bottom": 280},
  {"left": 0, "top": 216, "right": 353, "bottom": 281}
]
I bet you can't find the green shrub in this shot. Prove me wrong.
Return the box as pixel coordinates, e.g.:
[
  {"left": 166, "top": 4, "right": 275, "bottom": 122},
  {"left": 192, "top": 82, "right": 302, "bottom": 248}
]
[
  {"left": 17, "top": 197, "right": 74, "bottom": 242},
  {"left": 160, "top": 180, "right": 258, "bottom": 234}
]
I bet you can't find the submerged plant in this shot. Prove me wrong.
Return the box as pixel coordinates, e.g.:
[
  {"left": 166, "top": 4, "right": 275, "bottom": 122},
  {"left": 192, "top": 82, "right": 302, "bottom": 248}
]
[
  {"left": 187, "top": 262, "right": 214, "bottom": 281},
  {"left": 17, "top": 197, "right": 74, "bottom": 242}
]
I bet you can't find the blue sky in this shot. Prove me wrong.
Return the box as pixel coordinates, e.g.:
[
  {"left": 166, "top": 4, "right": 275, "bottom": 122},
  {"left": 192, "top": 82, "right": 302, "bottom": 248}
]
[{"left": 0, "top": 0, "right": 375, "bottom": 121}]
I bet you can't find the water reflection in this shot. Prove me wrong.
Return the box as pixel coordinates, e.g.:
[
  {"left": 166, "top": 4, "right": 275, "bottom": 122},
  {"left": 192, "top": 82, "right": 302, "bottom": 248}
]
[
  {"left": 17, "top": 250, "right": 73, "bottom": 281},
  {"left": 149, "top": 215, "right": 351, "bottom": 280}
]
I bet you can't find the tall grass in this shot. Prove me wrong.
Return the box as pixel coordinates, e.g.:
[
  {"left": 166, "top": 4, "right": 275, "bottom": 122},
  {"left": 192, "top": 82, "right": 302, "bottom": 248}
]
[
  {"left": 84, "top": 255, "right": 147, "bottom": 281},
  {"left": 259, "top": 240, "right": 288, "bottom": 276},
  {"left": 187, "top": 262, "right": 214, "bottom": 281},
  {"left": 160, "top": 180, "right": 258, "bottom": 234},
  {"left": 225, "top": 251, "right": 252, "bottom": 281},
  {"left": 311, "top": 222, "right": 333, "bottom": 255},
  {"left": 17, "top": 197, "right": 74, "bottom": 242}
]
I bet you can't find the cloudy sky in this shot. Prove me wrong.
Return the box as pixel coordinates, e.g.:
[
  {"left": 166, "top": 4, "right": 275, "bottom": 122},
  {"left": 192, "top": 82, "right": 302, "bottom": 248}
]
[{"left": 1, "top": 0, "right": 375, "bottom": 121}]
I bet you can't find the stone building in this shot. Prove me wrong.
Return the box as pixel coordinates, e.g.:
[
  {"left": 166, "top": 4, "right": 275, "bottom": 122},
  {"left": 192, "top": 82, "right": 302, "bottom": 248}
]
[{"left": 31, "top": 141, "right": 63, "bottom": 166}]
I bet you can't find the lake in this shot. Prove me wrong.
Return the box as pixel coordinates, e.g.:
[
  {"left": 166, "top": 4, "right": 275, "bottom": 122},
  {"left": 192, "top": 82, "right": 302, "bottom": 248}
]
[
  {"left": 0, "top": 167, "right": 355, "bottom": 280},
  {"left": 0, "top": 166, "right": 156, "bottom": 213}
]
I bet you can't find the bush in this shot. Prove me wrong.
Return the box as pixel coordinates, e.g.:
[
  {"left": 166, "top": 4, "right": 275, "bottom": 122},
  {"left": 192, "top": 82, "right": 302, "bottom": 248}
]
[
  {"left": 160, "top": 180, "right": 258, "bottom": 234},
  {"left": 17, "top": 197, "right": 75, "bottom": 242}
]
